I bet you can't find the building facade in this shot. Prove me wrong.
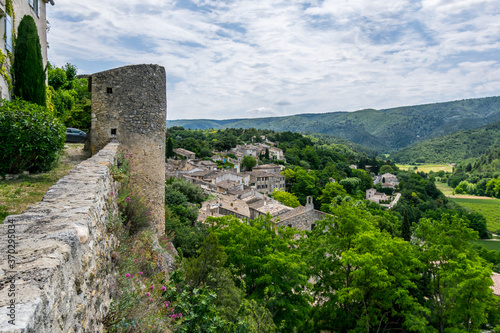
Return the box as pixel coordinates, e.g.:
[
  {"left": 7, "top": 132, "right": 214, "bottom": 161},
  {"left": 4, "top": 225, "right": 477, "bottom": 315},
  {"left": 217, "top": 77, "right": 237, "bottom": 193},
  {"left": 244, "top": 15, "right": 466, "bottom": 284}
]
[{"left": 0, "top": 0, "right": 53, "bottom": 99}]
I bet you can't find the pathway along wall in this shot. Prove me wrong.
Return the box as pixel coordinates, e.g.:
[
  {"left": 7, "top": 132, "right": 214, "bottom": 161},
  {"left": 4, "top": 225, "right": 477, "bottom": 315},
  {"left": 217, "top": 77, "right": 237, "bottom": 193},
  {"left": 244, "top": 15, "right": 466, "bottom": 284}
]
[{"left": 0, "top": 142, "right": 119, "bottom": 332}]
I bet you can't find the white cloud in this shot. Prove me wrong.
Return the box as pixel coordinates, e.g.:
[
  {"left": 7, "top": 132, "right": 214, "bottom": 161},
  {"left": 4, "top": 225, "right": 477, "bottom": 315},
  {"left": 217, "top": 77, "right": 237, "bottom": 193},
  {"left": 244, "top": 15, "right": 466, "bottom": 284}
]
[{"left": 46, "top": 0, "right": 500, "bottom": 119}]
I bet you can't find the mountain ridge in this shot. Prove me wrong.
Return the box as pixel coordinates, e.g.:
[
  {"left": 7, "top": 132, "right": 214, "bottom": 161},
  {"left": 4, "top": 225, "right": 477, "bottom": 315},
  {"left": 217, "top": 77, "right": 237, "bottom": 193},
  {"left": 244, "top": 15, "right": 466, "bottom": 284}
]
[{"left": 167, "top": 96, "right": 500, "bottom": 152}]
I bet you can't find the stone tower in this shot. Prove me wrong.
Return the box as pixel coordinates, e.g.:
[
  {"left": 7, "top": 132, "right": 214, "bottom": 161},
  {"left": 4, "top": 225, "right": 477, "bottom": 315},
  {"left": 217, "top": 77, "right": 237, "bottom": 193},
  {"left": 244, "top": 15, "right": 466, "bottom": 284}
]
[{"left": 89, "top": 64, "right": 166, "bottom": 235}]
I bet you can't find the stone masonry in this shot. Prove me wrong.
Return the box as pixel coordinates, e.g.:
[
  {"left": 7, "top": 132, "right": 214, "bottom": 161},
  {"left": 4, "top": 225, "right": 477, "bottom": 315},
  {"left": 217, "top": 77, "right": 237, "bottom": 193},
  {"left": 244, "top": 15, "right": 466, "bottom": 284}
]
[
  {"left": 90, "top": 64, "right": 167, "bottom": 235},
  {"left": 0, "top": 142, "right": 119, "bottom": 332}
]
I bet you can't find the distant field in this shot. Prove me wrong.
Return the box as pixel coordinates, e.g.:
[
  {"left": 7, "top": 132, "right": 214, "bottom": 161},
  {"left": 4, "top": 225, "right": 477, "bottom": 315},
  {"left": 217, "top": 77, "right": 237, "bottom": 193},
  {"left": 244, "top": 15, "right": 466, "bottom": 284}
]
[
  {"left": 471, "top": 240, "right": 500, "bottom": 252},
  {"left": 396, "top": 164, "right": 453, "bottom": 173},
  {"left": 435, "top": 182, "right": 454, "bottom": 196},
  {"left": 448, "top": 197, "right": 500, "bottom": 232}
]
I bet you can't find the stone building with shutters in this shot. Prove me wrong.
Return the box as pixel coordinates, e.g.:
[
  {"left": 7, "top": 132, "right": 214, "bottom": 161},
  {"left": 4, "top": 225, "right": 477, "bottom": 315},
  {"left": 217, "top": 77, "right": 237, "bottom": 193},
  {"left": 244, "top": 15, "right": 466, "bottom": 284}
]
[{"left": 0, "top": 0, "right": 54, "bottom": 99}]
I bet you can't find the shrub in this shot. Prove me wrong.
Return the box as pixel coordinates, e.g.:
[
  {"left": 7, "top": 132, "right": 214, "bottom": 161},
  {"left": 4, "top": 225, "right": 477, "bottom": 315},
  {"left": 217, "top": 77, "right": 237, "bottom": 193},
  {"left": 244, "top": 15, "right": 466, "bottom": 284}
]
[
  {"left": 0, "top": 99, "right": 65, "bottom": 174},
  {"left": 13, "top": 15, "right": 46, "bottom": 106}
]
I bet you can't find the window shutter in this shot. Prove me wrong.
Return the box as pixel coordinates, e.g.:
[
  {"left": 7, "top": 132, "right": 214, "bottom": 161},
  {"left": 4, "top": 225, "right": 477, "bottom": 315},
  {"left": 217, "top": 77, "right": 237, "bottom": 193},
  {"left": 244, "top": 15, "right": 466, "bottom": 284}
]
[
  {"left": 5, "top": 14, "right": 12, "bottom": 52},
  {"left": 36, "top": 0, "right": 40, "bottom": 17}
]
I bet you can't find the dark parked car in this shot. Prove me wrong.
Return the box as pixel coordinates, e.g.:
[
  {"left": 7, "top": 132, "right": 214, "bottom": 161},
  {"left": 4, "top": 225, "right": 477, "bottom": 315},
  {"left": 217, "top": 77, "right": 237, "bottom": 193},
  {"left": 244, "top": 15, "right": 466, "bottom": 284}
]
[{"left": 66, "top": 128, "right": 87, "bottom": 143}]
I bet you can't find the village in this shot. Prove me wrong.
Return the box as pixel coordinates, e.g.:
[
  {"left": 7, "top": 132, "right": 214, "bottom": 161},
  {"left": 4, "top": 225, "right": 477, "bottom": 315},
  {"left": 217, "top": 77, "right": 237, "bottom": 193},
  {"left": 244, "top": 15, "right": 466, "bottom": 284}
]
[{"left": 166, "top": 139, "right": 402, "bottom": 231}]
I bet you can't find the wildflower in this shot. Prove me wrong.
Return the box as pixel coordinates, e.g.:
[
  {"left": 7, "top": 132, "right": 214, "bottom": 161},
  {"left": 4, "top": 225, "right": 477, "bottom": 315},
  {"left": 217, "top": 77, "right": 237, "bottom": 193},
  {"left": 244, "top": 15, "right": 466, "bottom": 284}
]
[
  {"left": 151, "top": 285, "right": 155, "bottom": 290},
  {"left": 161, "top": 286, "right": 166, "bottom": 291},
  {"left": 139, "top": 272, "right": 143, "bottom": 275},
  {"left": 146, "top": 292, "right": 150, "bottom": 297},
  {"left": 125, "top": 197, "right": 131, "bottom": 202},
  {"left": 125, "top": 273, "right": 131, "bottom": 277},
  {"left": 149, "top": 298, "right": 153, "bottom": 301},
  {"left": 110, "top": 191, "right": 114, "bottom": 195},
  {"left": 134, "top": 259, "right": 138, "bottom": 262}
]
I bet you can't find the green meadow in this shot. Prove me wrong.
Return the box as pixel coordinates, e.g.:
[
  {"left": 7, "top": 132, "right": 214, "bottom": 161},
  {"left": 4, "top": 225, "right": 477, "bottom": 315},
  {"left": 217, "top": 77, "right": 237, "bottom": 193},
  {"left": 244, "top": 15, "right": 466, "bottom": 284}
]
[
  {"left": 471, "top": 240, "right": 500, "bottom": 252},
  {"left": 448, "top": 197, "right": 500, "bottom": 233}
]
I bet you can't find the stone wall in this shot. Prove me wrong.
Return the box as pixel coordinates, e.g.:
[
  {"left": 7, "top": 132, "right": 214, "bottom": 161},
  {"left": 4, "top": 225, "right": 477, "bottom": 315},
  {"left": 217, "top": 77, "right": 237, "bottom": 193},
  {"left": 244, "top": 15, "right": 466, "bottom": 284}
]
[
  {"left": 0, "top": 143, "right": 119, "bottom": 332},
  {"left": 90, "top": 64, "right": 167, "bottom": 235}
]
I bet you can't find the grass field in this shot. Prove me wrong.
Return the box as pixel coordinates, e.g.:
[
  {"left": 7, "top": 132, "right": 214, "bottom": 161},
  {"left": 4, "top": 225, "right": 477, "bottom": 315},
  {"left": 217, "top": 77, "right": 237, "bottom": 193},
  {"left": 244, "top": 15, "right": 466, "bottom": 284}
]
[
  {"left": 435, "top": 182, "right": 454, "bottom": 196},
  {"left": 448, "top": 197, "right": 500, "bottom": 233},
  {"left": 0, "top": 144, "right": 89, "bottom": 224},
  {"left": 396, "top": 164, "right": 453, "bottom": 173},
  {"left": 471, "top": 240, "right": 500, "bottom": 252}
]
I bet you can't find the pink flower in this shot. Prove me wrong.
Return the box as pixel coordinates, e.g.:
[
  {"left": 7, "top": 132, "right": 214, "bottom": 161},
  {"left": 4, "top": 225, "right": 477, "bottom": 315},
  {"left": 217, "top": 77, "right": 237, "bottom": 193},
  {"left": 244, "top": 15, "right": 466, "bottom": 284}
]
[
  {"left": 151, "top": 285, "right": 154, "bottom": 290},
  {"left": 125, "top": 197, "right": 131, "bottom": 202},
  {"left": 125, "top": 273, "right": 131, "bottom": 277},
  {"left": 134, "top": 259, "right": 138, "bottom": 262},
  {"left": 161, "top": 286, "right": 166, "bottom": 291},
  {"left": 146, "top": 292, "right": 150, "bottom": 297},
  {"left": 149, "top": 298, "right": 153, "bottom": 301},
  {"left": 139, "top": 272, "right": 143, "bottom": 275}
]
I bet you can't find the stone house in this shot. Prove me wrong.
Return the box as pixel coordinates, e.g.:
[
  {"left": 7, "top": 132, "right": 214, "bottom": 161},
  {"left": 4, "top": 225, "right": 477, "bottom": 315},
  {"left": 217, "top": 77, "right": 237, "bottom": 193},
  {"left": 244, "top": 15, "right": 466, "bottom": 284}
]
[
  {"left": 272, "top": 196, "right": 328, "bottom": 231},
  {"left": 0, "top": 0, "right": 54, "bottom": 99},
  {"left": 246, "top": 170, "right": 285, "bottom": 194},
  {"left": 380, "top": 173, "right": 399, "bottom": 186},
  {"left": 268, "top": 146, "right": 286, "bottom": 162},
  {"left": 366, "top": 188, "right": 389, "bottom": 204},
  {"left": 253, "top": 163, "right": 283, "bottom": 173},
  {"left": 174, "top": 148, "right": 196, "bottom": 159},
  {"left": 248, "top": 198, "right": 292, "bottom": 220}
]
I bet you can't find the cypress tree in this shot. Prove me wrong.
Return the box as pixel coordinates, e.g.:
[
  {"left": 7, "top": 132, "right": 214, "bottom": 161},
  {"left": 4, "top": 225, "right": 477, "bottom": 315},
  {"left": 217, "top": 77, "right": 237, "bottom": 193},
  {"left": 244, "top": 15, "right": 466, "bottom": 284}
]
[
  {"left": 166, "top": 137, "right": 174, "bottom": 158},
  {"left": 13, "top": 15, "right": 46, "bottom": 106},
  {"left": 402, "top": 206, "right": 411, "bottom": 242}
]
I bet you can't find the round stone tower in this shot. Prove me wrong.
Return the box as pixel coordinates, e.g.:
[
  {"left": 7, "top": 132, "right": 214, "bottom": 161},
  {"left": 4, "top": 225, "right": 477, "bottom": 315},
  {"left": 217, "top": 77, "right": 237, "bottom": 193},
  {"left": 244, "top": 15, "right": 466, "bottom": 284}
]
[{"left": 89, "top": 64, "right": 166, "bottom": 235}]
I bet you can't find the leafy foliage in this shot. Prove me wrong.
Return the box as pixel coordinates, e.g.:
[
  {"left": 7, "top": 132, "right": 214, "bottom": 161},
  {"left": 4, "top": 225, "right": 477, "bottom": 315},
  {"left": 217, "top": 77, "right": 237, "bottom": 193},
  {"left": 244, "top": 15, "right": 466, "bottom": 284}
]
[
  {"left": 13, "top": 15, "right": 46, "bottom": 106},
  {"left": 47, "top": 63, "right": 91, "bottom": 130},
  {"left": 0, "top": 99, "right": 65, "bottom": 174}
]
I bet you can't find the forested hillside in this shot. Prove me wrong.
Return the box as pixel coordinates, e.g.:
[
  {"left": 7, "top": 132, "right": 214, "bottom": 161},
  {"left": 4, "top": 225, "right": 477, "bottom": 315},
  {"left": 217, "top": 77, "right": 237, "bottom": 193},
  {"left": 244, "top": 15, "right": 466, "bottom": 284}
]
[
  {"left": 167, "top": 96, "right": 500, "bottom": 151},
  {"left": 390, "top": 121, "right": 500, "bottom": 163}
]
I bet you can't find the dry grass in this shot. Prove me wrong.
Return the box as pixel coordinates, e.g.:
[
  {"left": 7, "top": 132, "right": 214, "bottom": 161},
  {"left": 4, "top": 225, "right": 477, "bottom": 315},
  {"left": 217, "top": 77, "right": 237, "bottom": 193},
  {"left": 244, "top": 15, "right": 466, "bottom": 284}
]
[
  {"left": 397, "top": 164, "right": 453, "bottom": 173},
  {"left": 0, "top": 144, "right": 90, "bottom": 223}
]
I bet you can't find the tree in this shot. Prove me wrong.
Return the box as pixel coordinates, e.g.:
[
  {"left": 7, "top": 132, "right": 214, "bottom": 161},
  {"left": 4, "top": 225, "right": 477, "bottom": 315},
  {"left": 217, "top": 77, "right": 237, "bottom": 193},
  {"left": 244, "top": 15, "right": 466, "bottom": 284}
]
[
  {"left": 166, "top": 137, "right": 174, "bottom": 158},
  {"left": 242, "top": 155, "right": 257, "bottom": 171},
  {"left": 14, "top": 15, "right": 46, "bottom": 106},
  {"left": 305, "top": 203, "right": 429, "bottom": 332},
  {"left": 318, "top": 182, "right": 348, "bottom": 209},
  {"left": 401, "top": 205, "right": 412, "bottom": 242},
  {"left": 291, "top": 167, "right": 319, "bottom": 205},
  {"left": 379, "top": 165, "right": 394, "bottom": 174},
  {"left": 414, "top": 215, "right": 499, "bottom": 331},
  {"left": 210, "top": 215, "right": 311, "bottom": 331},
  {"left": 271, "top": 189, "right": 301, "bottom": 208}
]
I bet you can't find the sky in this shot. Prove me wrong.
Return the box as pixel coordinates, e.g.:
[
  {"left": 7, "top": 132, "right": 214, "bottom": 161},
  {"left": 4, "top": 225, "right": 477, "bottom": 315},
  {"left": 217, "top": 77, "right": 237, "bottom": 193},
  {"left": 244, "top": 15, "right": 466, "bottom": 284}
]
[{"left": 47, "top": 0, "right": 500, "bottom": 120}]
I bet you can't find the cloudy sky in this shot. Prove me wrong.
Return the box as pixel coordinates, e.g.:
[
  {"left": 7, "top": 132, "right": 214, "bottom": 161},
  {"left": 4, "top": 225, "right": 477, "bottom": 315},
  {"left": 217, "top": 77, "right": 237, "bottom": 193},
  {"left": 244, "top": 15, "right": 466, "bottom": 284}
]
[{"left": 47, "top": 0, "right": 500, "bottom": 120}]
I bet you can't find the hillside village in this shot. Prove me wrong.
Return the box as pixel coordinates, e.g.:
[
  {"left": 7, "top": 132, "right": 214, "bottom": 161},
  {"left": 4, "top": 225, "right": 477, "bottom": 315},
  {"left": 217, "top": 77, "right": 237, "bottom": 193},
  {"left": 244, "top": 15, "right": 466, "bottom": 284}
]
[{"left": 166, "top": 140, "right": 401, "bottom": 230}]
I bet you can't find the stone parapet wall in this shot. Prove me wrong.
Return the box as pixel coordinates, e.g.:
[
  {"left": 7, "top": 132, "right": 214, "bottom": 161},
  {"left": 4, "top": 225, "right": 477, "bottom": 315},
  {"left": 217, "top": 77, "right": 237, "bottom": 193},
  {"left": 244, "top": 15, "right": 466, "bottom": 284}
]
[{"left": 0, "top": 142, "right": 120, "bottom": 332}]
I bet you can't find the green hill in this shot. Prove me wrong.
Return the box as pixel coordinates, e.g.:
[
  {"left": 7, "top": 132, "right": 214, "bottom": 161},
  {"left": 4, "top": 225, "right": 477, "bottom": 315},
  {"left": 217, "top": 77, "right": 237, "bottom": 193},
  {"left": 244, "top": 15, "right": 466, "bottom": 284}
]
[
  {"left": 167, "top": 96, "right": 500, "bottom": 152},
  {"left": 390, "top": 122, "right": 500, "bottom": 163}
]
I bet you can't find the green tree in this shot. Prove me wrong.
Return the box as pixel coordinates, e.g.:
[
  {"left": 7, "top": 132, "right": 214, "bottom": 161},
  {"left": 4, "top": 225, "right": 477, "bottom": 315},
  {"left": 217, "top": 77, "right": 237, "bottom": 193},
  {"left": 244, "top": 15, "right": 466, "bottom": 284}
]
[
  {"left": 166, "top": 137, "right": 174, "bottom": 158},
  {"left": 318, "top": 182, "right": 348, "bottom": 209},
  {"left": 13, "top": 15, "right": 46, "bottom": 106},
  {"left": 271, "top": 189, "right": 301, "bottom": 208},
  {"left": 379, "top": 164, "right": 394, "bottom": 174},
  {"left": 415, "top": 215, "right": 499, "bottom": 332},
  {"left": 242, "top": 155, "right": 257, "bottom": 171},
  {"left": 291, "top": 167, "right": 319, "bottom": 205},
  {"left": 305, "top": 204, "right": 429, "bottom": 332},
  {"left": 210, "top": 215, "right": 311, "bottom": 331}
]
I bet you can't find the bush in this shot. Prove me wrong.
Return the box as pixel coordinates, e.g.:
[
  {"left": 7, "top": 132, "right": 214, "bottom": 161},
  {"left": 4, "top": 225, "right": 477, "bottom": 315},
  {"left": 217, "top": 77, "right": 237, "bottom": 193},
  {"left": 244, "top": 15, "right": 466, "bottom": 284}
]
[{"left": 0, "top": 99, "right": 65, "bottom": 174}]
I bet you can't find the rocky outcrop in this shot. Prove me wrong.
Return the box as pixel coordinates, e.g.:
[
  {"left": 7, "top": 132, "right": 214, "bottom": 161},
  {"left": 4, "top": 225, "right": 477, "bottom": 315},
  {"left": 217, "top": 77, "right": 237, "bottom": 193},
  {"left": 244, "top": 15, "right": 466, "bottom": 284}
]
[{"left": 0, "top": 142, "right": 119, "bottom": 332}]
